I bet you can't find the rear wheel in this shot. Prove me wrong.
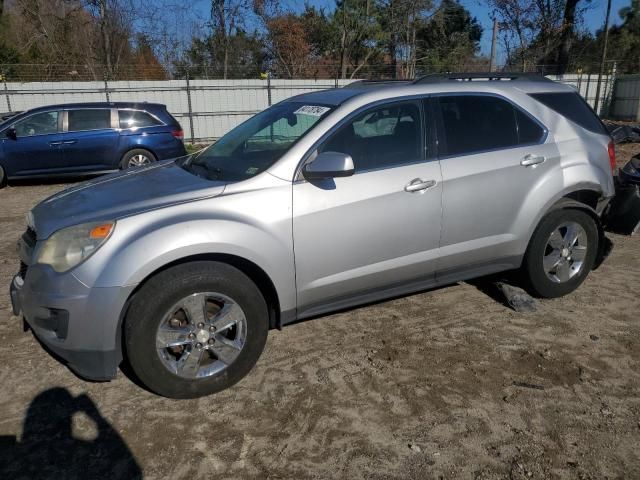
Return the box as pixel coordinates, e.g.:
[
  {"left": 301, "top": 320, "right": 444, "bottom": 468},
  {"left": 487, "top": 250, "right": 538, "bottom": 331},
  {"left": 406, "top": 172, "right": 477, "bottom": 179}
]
[
  {"left": 120, "top": 149, "right": 156, "bottom": 169},
  {"left": 124, "top": 261, "right": 269, "bottom": 398},
  {"left": 0, "top": 165, "right": 6, "bottom": 188},
  {"left": 523, "top": 209, "right": 599, "bottom": 298}
]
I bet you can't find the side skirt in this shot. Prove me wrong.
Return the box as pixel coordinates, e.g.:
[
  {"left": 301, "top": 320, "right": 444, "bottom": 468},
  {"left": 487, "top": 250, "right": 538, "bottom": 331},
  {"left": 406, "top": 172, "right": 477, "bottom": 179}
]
[{"left": 285, "top": 255, "right": 522, "bottom": 326}]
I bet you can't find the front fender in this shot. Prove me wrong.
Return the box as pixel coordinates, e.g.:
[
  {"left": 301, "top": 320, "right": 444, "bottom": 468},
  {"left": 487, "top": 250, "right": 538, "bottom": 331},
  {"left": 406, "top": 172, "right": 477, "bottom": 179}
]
[{"left": 72, "top": 184, "right": 296, "bottom": 313}]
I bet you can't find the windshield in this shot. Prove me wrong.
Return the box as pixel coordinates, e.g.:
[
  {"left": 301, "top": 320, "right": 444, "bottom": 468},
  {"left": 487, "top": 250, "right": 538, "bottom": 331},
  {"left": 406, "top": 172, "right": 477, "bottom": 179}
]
[{"left": 185, "top": 101, "right": 333, "bottom": 181}]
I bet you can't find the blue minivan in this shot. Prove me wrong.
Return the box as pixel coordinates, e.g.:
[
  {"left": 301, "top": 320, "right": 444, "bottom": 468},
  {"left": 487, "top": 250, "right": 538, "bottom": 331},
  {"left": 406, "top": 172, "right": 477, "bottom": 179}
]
[{"left": 0, "top": 102, "right": 186, "bottom": 186}]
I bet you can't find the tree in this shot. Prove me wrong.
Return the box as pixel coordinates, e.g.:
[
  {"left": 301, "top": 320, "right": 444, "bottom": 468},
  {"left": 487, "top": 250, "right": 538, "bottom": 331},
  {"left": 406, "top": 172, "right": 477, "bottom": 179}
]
[
  {"left": 416, "top": 0, "right": 481, "bottom": 73},
  {"left": 378, "top": 0, "right": 435, "bottom": 79},
  {"left": 556, "top": 0, "right": 580, "bottom": 74},
  {"left": 264, "top": 14, "right": 311, "bottom": 78},
  {"left": 489, "top": 0, "right": 539, "bottom": 70},
  {"left": 210, "top": 0, "right": 250, "bottom": 79},
  {"left": 333, "top": 0, "right": 385, "bottom": 79}
]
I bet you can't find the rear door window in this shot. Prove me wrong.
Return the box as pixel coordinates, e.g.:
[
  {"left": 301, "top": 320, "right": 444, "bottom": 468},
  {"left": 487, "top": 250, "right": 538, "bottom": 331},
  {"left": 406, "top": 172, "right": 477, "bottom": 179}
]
[
  {"left": 68, "top": 109, "right": 111, "bottom": 131},
  {"left": 530, "top": 92, "right": 607, "bottom": 135},
  {"left": 437, "top": 95, "right": 544, "bottom": 156},
  {"left": 119, "top": 110, "right": 163, "bottom": 129},
  {"left": 320, "top": 101, "right": 423, "bottom": 172}
]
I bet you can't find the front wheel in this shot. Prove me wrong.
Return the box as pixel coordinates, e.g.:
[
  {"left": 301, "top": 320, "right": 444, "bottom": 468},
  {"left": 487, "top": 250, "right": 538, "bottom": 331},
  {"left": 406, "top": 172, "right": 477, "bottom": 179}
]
[
  {"left": 523, "top": 209, "right": 599, "bottom": 298},
  {"left": 0, "top": 165, "right": 6, "bottom": 188},
  {"left": 124, "top": 262, "right": 269, "bottom": 398}
]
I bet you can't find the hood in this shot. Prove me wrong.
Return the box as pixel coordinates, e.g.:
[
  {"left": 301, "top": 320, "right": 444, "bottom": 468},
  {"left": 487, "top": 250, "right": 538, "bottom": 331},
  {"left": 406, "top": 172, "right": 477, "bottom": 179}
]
[{"left": 31, "top": 160, "right": 226, "bottom": 239}]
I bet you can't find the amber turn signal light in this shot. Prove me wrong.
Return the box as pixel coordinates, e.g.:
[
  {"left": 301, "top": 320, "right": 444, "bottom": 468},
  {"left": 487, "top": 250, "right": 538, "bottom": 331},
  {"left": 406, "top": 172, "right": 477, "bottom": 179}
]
[{"left": 89, "top": 223, "right": 113, "bottom": 239}]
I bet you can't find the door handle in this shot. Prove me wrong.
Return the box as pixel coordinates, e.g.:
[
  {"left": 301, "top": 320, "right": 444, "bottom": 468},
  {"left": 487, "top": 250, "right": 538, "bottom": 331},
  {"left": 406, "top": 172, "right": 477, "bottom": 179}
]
[
  {"left": 521, "top": 154, "right": 546, "bottom": 167},
  {"left": 404, "top": 178, "right": 437, "bottom": 193},
  {"left": 62, "top": 140, "right": 77, "bottom": 145},
  {"left": 48, "top": 141, "right": 62, "bottom": 146}
]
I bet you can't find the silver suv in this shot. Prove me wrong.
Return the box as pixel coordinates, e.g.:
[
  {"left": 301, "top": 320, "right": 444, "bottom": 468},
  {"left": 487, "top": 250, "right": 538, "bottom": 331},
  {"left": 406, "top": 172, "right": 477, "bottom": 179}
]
[{"left": 10, "top": 74, "right": 616, "bottom": 398}]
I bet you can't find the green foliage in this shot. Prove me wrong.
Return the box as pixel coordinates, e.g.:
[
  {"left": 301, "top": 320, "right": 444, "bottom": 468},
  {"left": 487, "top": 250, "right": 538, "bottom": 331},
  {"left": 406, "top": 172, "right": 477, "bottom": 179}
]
[
  {"left": 416, "top": 0, "right": 482, "bottom": 72},
  {"left": 175, "top": 29, "right": 266, "bottom": 79}
]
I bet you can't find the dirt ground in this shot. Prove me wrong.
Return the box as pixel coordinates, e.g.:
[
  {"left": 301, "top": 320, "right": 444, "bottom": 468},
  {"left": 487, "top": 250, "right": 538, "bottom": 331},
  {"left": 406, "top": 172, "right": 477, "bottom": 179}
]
[{"left": 0, "top": 146, "right": 638, "bottom": 479}]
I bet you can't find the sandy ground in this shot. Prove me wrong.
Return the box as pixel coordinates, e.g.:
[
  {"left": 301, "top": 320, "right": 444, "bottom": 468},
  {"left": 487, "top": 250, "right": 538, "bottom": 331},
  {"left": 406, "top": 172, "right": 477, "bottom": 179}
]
[{"left": 0, "top": 146, "right": 638, "bottom": 479}]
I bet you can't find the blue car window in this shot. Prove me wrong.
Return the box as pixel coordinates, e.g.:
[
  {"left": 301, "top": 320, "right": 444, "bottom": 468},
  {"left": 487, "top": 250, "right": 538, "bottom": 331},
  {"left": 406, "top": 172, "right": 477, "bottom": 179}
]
[
  {"left": 119, "top": 110, "right": 163, "bottom": 129},
  {"left": 14, "top": 111, "right": 59, "bottom": 137},
  {"left": 68, "top": 109, "right": 111, "bottom": 131}
]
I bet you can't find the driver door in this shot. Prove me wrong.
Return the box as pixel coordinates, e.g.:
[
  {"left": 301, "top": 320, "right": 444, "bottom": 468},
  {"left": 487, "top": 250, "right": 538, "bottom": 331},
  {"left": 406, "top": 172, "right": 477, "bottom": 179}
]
[
  {"left": 292, "top": 99, "right": 443, "bottom": 318},
  {"left": 1, "top": 110, "right": 63, "bottom": 176}
]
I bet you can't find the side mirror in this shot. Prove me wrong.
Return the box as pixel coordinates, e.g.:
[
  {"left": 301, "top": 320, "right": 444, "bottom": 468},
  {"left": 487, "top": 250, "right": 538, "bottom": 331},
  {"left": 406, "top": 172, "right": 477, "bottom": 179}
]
[
  {"left": 5, "top": 127, "right": 17, "bottom": 140},
  {"left": 302, "top": 151, "right": 355, "bottom": 180}
]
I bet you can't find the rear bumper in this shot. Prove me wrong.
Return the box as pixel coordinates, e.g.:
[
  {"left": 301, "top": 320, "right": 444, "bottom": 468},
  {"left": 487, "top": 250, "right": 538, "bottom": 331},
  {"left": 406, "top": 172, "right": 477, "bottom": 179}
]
[{"left": 9, "top": 266, "right": 135, "bottom": 381}]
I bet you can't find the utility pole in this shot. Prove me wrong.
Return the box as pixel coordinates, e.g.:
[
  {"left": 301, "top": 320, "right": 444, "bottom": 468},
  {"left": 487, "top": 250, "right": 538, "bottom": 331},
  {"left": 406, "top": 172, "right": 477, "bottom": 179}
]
[
  {"left": 594, "top": 0, "right": 612, "bottom": 115},
  {"left": 489, "top": 18, "right": 499, "bottom": 72}
]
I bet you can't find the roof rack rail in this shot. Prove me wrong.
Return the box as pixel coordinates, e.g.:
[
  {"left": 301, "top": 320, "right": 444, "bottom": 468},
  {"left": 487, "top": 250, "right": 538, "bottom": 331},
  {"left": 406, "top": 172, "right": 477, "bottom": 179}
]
[
  {"left": 345, "top": 79, "right": 413, "bottom": 88},
  {"left": 413, "top": 72, "right": 552, "bottom": 84}
]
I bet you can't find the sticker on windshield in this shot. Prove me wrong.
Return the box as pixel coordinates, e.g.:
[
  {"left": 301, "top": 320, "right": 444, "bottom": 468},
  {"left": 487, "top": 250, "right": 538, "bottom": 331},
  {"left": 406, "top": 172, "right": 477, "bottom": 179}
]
[{"left": 294, "top": 105, "right": 330, "bottom": 117}]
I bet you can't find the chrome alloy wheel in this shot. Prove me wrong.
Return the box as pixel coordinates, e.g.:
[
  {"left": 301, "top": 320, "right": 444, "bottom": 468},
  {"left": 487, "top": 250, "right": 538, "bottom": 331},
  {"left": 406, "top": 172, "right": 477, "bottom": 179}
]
[
  {"left": 543, "top": 221, "right": 588, "bottom": 283},
  {"left": 127, "top": 154, "right": 152, "bottom": 168},
  {"left": 156, "top": 292, "right": 247, "bottom": 379}
]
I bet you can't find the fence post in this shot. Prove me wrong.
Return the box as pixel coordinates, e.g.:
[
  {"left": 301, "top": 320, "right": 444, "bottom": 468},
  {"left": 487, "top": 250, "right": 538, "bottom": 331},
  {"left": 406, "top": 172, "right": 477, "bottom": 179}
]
[
  {"left": 103, "top": 69, "right": 110, "bottom": 102},
  {"left": 2, "top": 70, "right": 11, "bottom": 112},
  {"left": 267, "top": 71, "right": 272, "bottom": 107},
  {"left": 185, "top": 69, "right": 195, "bottom": 145}
]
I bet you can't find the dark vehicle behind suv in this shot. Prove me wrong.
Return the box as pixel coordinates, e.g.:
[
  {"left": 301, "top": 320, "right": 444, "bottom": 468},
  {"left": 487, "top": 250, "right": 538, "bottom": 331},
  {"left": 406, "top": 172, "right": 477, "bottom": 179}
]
[{"left": 0, "top": 102, "right": 186, "bottom": 186}]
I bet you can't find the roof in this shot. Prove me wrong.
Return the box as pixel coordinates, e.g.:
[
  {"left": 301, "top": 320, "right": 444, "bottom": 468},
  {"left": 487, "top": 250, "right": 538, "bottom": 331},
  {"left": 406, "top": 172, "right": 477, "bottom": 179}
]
[
  {"left": 285, "top": 74, "right": 574, "bottom": 107},
  {"left": 24, "top": 102, "right": 166, "bottom": 112}
]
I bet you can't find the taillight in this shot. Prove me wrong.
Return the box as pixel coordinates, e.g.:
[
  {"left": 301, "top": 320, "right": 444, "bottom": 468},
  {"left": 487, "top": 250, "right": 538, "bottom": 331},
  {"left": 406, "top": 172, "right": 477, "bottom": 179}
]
[
  {"left": 607, "top": 140, "right": 616, "bottom": 173},
  {"left": 172, "top": 129, "right": 184, "bottom": 141}
]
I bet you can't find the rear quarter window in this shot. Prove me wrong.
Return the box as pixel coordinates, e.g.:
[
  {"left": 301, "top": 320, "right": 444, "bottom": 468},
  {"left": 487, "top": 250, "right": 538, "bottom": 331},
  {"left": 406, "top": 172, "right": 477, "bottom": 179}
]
[
  {"left": 119, "top": 110, "right": 163, "bottom": 129},
  {"left": 530, "top": 92, "right": 607, "bottom": 135}
]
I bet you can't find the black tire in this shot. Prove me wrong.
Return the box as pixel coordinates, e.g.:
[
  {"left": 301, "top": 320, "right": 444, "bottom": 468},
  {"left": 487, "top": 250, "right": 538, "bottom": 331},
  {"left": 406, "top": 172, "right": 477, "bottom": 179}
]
[
  {"left": 119, "top": 148, "right": 156, "bottom": 169},
  {"left": 523, "top": 209, "right": 599, "bottom": 298},
  {"left": 0, "top": 165, "right": 6, "bottom": 188},
  {"left": 124, "top": 261, "right": 269, "bottom": 399}
]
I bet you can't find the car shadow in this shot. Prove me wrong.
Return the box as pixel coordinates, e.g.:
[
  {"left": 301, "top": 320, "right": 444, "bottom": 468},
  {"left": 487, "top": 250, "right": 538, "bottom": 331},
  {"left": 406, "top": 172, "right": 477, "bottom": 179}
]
[
  {"left": 0, "top": 387, "right": 142, "bottom": 479},
  {"left": 5, "top": 176, "right": 89, "bottom": 188}
]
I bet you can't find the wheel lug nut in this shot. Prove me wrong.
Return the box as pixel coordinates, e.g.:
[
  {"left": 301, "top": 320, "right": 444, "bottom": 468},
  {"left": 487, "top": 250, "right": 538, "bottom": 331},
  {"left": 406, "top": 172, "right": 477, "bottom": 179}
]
[
  {"left": 196, "top": 342, "right": 202, "bottom": 349},
  {"left": 197, "top": 323, "right": 204, "bottom": 329},
  {"left": 208, "top": 338, "right": 215, "bottom": 345},
  {"left": 209, "top": 325, "right": 216, "bottom": 332},
  {"left": 188, "top": 333, "right": 196, "bottom": 339}
]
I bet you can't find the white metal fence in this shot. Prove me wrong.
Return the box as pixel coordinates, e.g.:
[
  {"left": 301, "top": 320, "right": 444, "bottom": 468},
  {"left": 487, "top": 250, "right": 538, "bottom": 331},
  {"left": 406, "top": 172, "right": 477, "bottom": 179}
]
[
  {"left": 1, "top": 79, "right": 356, "bottom": 143},
  {"left": 1, "top": 73, "right": 634, "bottom": 143},
  {"left": 609, "top": 74, "right": 640, "bottom": 122}
]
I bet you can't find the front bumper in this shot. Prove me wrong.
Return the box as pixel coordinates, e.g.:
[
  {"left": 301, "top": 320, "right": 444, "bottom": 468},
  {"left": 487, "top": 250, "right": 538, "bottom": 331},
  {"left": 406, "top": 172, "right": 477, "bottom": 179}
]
[{"left": 9, "top": 265, "right": 135, "bottom": 381}]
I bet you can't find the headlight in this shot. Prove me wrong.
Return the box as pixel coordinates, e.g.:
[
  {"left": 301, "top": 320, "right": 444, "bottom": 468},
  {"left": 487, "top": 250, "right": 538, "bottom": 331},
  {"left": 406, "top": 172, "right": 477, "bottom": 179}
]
[{"left": 35, "top": 221, "right": 115, "bottom": 272}]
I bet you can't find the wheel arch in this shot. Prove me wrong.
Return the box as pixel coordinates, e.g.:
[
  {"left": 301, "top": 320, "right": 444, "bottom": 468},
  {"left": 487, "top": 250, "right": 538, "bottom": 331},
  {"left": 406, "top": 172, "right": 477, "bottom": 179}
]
[
  {"left": 123, "top": 252, "right": 282, "bottom": 331},
  {"left": 523, "top": 189, "right": 607, "bottom": 274}
]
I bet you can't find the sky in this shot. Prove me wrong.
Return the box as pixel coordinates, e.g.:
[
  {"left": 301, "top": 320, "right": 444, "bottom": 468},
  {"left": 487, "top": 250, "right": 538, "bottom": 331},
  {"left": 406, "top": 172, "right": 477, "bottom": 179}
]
[
  {"left": 190, "top": 0, "right": 631, "bottom": 61},
  {"left": 454, "top": 0, "right": 629, "bottom": 56}
]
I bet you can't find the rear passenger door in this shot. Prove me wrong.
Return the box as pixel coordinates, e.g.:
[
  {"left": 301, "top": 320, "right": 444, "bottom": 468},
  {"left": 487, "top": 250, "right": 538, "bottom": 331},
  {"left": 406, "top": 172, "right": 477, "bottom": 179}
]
[
  {"left": 433, "top": 94, "right": 558, "bottom": 281},
  {"left": 293, "top": 99, "right": 443, "bottom": 316},
  {"left": 60, "top": 108, "right": 119, "bottom": 171}
]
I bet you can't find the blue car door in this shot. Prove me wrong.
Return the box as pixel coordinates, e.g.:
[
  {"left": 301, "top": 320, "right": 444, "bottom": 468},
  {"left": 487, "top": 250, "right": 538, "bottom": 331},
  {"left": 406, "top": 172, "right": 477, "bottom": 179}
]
[
  {"left": 60, "top": 108, "right": 120, "bottom": 171},
  {"left": 0, "top": 110, "right": 63, "bottom": 176}
]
